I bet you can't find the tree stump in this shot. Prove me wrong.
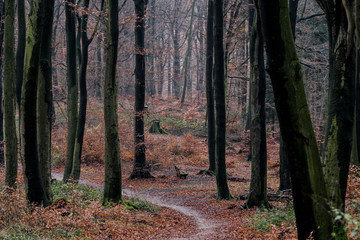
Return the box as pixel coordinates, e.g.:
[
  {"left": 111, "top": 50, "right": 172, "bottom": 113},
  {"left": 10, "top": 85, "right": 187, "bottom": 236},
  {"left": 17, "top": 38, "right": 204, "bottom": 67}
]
[
  {"left": 148, "top": 120, "right": 167, "bottom": 134},
  {"left": 174, "top": 166, "right": 188, "bottom": 179}
]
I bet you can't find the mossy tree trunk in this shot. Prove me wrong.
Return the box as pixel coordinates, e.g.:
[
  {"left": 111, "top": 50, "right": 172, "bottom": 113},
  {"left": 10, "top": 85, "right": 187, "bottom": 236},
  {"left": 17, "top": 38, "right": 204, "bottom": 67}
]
[
  {"left": 0, "top": 0, "right": 5, "bottom": 167},
  {"left": 37, "top": 0, "right": 54, "bottom": 201},
  {"left": 278, "top": 0, "right": 299, "bottom": 192},
  {"left": 63, "top": 0, "right": 78, "bottom": 182},
  {"left": 315, "top": 0, "right": 355, "bottom": 215},
  {"left": 205, "top": 0, "right": 215, "bottom": 173},
  {"left": 16, "top": 0, "right": 25, "bottom": 108},
  {"left": 130, "top": 0, "right": 153, "bottom": 179},
  {"left": 355, "top": 0, "right": 360, "bottom": 167},
  {"left": 258, "top": 0, "right": 333, "bottom": 239},
  {"left": 214, "top": 0, "right": 231, "bottom": 200},
  {"left": 103, "top": 0, "right": 121, "bottom": 204},
  {"left": 246, "top": 0, "right": 270, "bottom": 209},
  {"left": 21, "top": 0, "right": 49, "bottom": 206},
  {"left": 4, "top": 0, "right": 18, "bottom": 189}
]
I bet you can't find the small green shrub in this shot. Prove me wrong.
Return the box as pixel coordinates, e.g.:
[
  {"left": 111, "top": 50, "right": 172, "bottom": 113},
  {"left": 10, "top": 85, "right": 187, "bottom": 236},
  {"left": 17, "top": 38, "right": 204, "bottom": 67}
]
[
  {"left": 250, "top": 203, "right": 295, "bottom": 232},
  {"left": 124, "top": 198, "right": 157, "bottom": 212}
]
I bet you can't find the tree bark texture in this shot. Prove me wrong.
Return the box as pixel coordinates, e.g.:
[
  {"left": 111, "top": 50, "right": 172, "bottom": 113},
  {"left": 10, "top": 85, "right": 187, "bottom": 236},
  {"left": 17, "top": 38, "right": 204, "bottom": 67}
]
[
  {"left": 315, "top": 0, "right": 355, "bottom": 214},
  {"left": 258, "top": 0, "right": 333, "bottom": 239},
  {"left": 181, "top": 0, "right": 196, "bottom": 104},
  {"left": 103, "top": 0, "right": 122, "bottom": 204},
  {"left": 71, "top": 0, "right": 91, "bottom": 181},
  {"left": 63, "top": 0, "right": 78, "bottom": 182},
  {"left": 0, "top": 0, "right": 5, "bottom": 167},
  {"left": 214, "top": 0, "right": 231, "bottom": 200},
  {"left": 21, "top": 0, "right": 49, "bottom": 206},
  {"left": 16, "top": 0, "right": 26, "bottom": 107},
  {"left": 4, "top": 0, "right": 18, "bottom": 189},
  {"left": 37, "top": 0, "right": 54, "bottom": 201},
  {"left": 131, "top": 0, "right": 152, "bottom": 179},
  {"left": 246, "top": 2, "right": 270, "bottom": 209},
  {"left": 205, "top": 0, "right": 215, "bottom": 173}
]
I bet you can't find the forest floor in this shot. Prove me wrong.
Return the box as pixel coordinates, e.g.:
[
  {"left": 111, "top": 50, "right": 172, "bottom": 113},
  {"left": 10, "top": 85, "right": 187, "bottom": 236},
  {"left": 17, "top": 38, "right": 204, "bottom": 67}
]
[{"left": 1, "top": 97, "right": 360, "bottom": 239}]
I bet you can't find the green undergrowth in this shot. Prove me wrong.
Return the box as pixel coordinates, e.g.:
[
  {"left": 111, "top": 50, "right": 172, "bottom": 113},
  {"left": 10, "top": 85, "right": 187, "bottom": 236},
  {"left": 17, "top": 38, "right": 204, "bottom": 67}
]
[
  {"left": 249, "top": 203, "right": 295, "bottom": 232},
  {"left": 123, "top": 197, "right": 158, "bottom": 213},
  {"left": 52, "top": 180, "right": 102, "bottom": 205}
]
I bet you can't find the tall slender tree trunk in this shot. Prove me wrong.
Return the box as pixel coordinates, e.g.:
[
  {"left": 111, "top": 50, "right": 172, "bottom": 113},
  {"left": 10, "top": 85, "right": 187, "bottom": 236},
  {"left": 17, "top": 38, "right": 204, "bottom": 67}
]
[
  {"left": 181, "top": 0, "right": 196, "bottom": 104},
  {"left": 71, "top": 0, "right": 90, "bottom": 181},
  {"left": 130, "top": 0, "right": 152, "bottom": 179},
  {"left": 103, "top": 0, "right": 121, "bottom": 204},
  {"left": 0, "top": 0, "right": 5, "bottom": 167},
  {"left": 147, "top": 0, "right": 156, "bottom": 97},
  {"left": 16, "top": 0, "right": 26, "bottom": 108},
  {"left": 21, "top": 0, "right": 49, "bottom": 206},
  {"left": 246, "top": 0, "right": 269, "bottom": 209},
  {"left": 214, "top": 0, "right": 230, "bottom": 200},
  {"left": 63, "top": 0, "right": 78, "bottom": 182},
  {"left": 278, "top": 0, "right": 299, "bottom": 192},
  {"left": 37, "top": 0, "right": 54, "bottom": 201},
  {"left": 205, "top": 0, "right": 215, "bottom": 173},
  {"left": 4, "top": 0, "right": 17, "bottom": 189},
  {"left": 355, "top": 0, "right": 360, "bottom": 168},
  {"left": 258, "top": 0, "right": 333, "bottom": 238}
]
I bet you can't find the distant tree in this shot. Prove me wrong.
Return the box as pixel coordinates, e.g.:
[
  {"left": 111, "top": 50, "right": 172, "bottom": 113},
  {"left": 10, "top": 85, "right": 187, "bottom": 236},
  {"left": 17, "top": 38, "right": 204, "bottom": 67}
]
[
  {"left": 214, "top": 0, "right": 231, "bottom": 200},
  {"left": 246, "top": 0, "right": 269, "bottom": 209},
  {"left": 21, "top": 0, "right": 49, "bottom": 206},
  {"left": 103, "top": 0, "right": 122, "bottom": 204},
  {"left": 130, "top": 0, "right": 153, "bottom": 179},
  {"left": 180, "top": 0, "right": 196, "bottom": 104},
  {"left": 205, "top": 0, "right": 215, "bottom": 174},
  {"left": 0, "top": 0, "right": 5, "bottom": 167},
  {"left": 71, "top": 0, "right": 104, "bottom": 181},
  {"left": 171, "top": 0, "right": 181, "bottom": 98},
  {"left": 4, "top": 0, "right": 18, "bottom": 189},
  {"left": 63, "top": 0, "right": 79, "bottom": 182},
  {"left": 37, "top": 0, "right": 55, "bottom": 201},
  {"left": 258, "top": 0, "right": 333, "bottom": 238}
]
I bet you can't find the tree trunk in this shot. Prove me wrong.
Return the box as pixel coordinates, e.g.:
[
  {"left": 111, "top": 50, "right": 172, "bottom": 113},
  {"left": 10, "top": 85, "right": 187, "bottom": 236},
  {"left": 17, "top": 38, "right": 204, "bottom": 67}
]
[
  {"left": 147, "top": 0, "right": 156, "bottom": 97},
  {"left": 71, "top": 0, "right": 90, "bottom": 182},
  {"left": 181, "top": 0, "right": 196, "bottom": 104},
  {"left": 0, "top": 0, "right": 5, "bottom": 167},
  {"left": 246, "top": 1, "right": 269, "bottom": 209},
  {"left": 63, "top": 0, "right": 78, "bottom": 182},
  {"left": 4, "top": 0, "right": 17, "bottom": 189},
  {"left": 103, "top": 0, "right": 122, "bottom": 204},
  {"left": 130, "top": 0, "right": 153, "bottom": 179},
  {"left": 355, "top": 0, "right": 360, "bottom": 167},
  {"left": 21, "top": 0, "right": 49, "bottom": 206},
  {"left": 316, "top": 1, "right": 355, "bottom": 215},
  {"left": 37, "top": 0, "right": 55, "bottom": 201},
  {"left": 172, "top": 0, "right": 181, "bottom": 99},
  {"left": 258, "top": 0, "right": 333, "bottom": 238},
  {"left": 278, "top": 0, "right": 299, "bottom": 192},
  {"left": 214, "top": 0, "right": 231, "bottom": 200},
  {"left": 205, "top": 0, "right": 215, "bottom": 173},
  {"left": 16, "top": 0, "right": 26, "bottom": 108}
]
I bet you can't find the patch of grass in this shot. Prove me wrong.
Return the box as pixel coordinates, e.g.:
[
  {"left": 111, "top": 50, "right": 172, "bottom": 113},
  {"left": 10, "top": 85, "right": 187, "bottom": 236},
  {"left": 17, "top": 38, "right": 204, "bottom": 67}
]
[
  {"left": 124, "top": 197, "right": 158, "bottom": 213},
  {"left": 52, "top": 180, "right": 102, "bottom": 204},
  {"left": 250, "top": 203, "right": 295, "bottom": 232}
]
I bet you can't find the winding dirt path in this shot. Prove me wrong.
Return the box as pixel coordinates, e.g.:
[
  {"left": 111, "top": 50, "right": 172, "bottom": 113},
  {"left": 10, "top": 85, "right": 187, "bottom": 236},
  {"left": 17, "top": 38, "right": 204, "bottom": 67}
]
[{"left": 51, "top": 172, "right": 220, "bottom": 240}]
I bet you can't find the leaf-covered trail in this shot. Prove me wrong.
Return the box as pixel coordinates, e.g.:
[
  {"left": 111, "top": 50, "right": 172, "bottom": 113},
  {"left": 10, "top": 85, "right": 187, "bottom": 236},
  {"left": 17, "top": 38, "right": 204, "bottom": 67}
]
[{"left": 51, "top": 172, "right": 223, "bottom": 239}]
